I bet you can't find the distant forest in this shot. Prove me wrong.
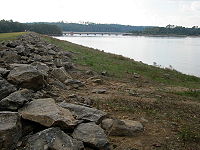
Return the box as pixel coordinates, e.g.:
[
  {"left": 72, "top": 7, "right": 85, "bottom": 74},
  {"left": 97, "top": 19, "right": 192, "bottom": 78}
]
[
  {"left": 0, "top": 20, "right": 62, "bottom": 35},
  {"left": 131, "top": 25, "right": 200, "bottom": 36},
  {"left": 41, "top": 22, "right": 154, "bottom": 32},
  {"left": 1, "top": 20, "right": 200, "bottom": 36}
]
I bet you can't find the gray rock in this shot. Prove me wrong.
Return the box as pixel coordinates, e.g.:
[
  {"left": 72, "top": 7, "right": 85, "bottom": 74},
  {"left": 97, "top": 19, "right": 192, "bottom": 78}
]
[
  {"left": 64, "top": 62, "right": 74, "bottom": 70},
  {"left": 92, "top": 89, "right": 107, "bottom": 94},
  {"left": 6, "top": 41, "right": 17, "bottom": 48},
  {"left": 0, "top": 50, "right": 21, "bottom": 63},
  {"left": 85, "top": 70, "right": 94, "bottom": 75},
  {"left": 15, "top": 45, "right": 26, "bottom": 55},
  {"left": 92, "top": 79, "right": 102, "bottom": 84},
  {"left": 101, "top": 118, "right": 143, "bottom": 136},
  {"left": 7, "top": 64, "right": 46, "bottom": 90},
  {"left": 51, "top": 67, "right": 72, "bottom": 82},
  {"left": 19, "top": 98, "right": 78, "bottom": 129},
  {"left": 0, "top": 111, "right": 22, "bottom": 150},
  {"left": 41, "top": 55, "right": 53, "bottom": 62},
  {"left": 59, "top": 102, "right": 107, "bottom": 123},
  {"left": 101, "top": 71, "right": 108, "bottom": 76},
  {"left": 23, "top": 127, "right": 84, "bottom": 150},
  {"left": 31, "top": 62, "right": 49, "bottom": 76},
  {"left": 0, "top": 67, "right": 10, "bottom": 77},
  {"left": 64, "top": 79, "right": 84, "bottom": 88},
  {"left": 0, "top": 89, "right": 31, "bottom": 111},
  {"left": 72, "top": 122, "right": 110, "bottom": 150},
  {"left": 48, "top": 49, "right": 56, "bottom": 55},
  {"left": 54, "top": 58, "right": 63, "bottom": 67},
  {"left": 0, "top": 77, "right": 16, "bottom": 100},
  {"left": 33, "top": 54, "right": 42, "bottom": 61}
]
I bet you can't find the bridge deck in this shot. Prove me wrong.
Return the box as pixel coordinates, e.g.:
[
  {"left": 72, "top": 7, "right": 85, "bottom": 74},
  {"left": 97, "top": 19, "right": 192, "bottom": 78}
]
[{"left": 62, "top": 32, "right": 131, "bottom": 35}]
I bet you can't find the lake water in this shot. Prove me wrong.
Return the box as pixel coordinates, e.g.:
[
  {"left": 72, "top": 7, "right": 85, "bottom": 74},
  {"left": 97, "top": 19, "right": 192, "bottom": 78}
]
[{"left": 55, "top": 35, "right": 200, "bottom": 77}]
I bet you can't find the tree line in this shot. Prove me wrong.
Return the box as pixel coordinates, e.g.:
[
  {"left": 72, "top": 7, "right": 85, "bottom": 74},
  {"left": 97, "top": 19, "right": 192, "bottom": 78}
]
[
  {"left": 41, "top": 22, "right": 154, "bottom": 32},
  {"left": 0, "top": 20, "right": 62, "bottom": 35},
  {"left": 131, "top": 25, "right": 200, "bottom": 36}
]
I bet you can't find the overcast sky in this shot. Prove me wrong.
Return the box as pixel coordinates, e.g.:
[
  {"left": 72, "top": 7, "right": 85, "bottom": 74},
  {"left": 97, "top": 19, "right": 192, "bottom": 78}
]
[{"left": 1, "top": 0, "right": 200, "bottom": 27}]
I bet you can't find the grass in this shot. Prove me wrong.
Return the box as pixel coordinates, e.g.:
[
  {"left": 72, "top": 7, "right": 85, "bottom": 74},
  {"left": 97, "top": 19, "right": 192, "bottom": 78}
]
[
  {"left": 0, "top": 32, "right": 26, "bottom": 41},
  {"left": 43, "top": 36, "right": 200, "bottom": 88},
  {"left": 174, "top": 90, "right": 200, "bottom": 99}
]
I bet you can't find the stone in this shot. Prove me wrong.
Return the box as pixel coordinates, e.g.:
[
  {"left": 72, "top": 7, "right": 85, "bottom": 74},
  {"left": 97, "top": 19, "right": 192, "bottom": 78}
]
[
  {"left": 0, "top": 89, "right": 32, "bottom": 111},
  {"left": 64, "top": 62, "right": 74, "bottom": 70},
  {"left": 59, "top": 102, "right": 107, "bottom": 123},
  {"left": 33, "top": 54, "right": 42, "bottom": 61},
  {"left": 0, "top": 50, "right": 21, "bottom": 63},
  {"left": 31, "top": 62, "right": 49, "bottom": 76},
  {"left": 0, "top": 67, "right": 10, "bottom": 77},
  {"left": 92, "top": 79, "right": 102, "bottom": 84},
  {"left": 54, "top": 58, "right": 63, "bottom": 67},
  {"left": 41, "top": 55, "right": 53, "bottom": 62},
  {"left": 72, "top": 122, "right": 110, "bottom": 150},
  {"left": 86, "top": 70, "right": 94, "bottom": 75},
  {"left": 48, "top": 49, "right": 56, "bottom": 55},
  {"left": 23, "top": 127, "right": 84, "bottom": 150},
  {"left": 101, "top": 118, "right": 143, "bottom": 136},
  {"left": 51, "top": 67, "right": 72, "bottom": 82},
  {"left": 7, "top": 64, "right": 46, "bottom": 90},
  {"left": 0, "top": 111, "right": 22, "bottom": 150},
  {"left": 19, "top": 98, "right": 77, "bottom": 129},
  {"left": 64, "top": 79, "right": 84, "bottom": 87},
  {"left": 101, "top": 71, "right": 108, "bottom": 76},
  {"left": 6, "top": 41, "right": 17, "bottom": 48},
  {"left": 0, "top": 77, "right": 16, "bottom": 100},
  {"left": 14, "top": 45, "right": 26, "bottom": 55},
  {"left": 92, "top": 89, "right": 107, "bottom": 94}
]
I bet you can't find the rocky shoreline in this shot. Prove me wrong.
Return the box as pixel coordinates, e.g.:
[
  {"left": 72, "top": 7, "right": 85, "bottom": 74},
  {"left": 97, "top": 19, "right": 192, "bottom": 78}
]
[{"left": 0, "top": 33, "right": 143, "bottom": 150}]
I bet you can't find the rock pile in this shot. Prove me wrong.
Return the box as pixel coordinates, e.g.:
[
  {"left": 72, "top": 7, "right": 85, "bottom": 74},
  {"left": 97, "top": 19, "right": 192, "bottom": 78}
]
[{"left": 0, "top": 33, "right": 143, "bottom": 150}]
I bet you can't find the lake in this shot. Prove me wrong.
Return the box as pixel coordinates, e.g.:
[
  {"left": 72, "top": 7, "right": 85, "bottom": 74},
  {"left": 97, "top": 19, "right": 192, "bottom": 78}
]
[{"left": 55, "top": 35, "right": 200, "bottom": 77}]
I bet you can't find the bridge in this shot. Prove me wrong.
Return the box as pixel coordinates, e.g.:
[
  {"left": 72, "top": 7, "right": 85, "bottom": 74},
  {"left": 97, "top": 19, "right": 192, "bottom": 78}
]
[{"left": 62, "top": 32, "right": 132, "bottom": 36}]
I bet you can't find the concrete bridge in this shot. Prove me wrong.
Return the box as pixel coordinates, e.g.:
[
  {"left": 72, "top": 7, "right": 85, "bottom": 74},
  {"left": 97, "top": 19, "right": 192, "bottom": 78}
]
[{"left": 62, "top": 32, "right": 132, "bottom": 36}]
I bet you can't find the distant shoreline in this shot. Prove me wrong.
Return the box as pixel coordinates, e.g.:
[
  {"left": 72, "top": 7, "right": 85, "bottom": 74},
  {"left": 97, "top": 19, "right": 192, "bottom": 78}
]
[{"left": 124, "top": 33, "right": 200, "bottom": 38}]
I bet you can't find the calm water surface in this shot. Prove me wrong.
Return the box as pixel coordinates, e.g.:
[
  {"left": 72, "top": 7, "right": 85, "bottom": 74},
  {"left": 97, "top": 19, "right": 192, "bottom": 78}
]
[{"left": 55, "top": 35, "right": 200, "bottom": 77}]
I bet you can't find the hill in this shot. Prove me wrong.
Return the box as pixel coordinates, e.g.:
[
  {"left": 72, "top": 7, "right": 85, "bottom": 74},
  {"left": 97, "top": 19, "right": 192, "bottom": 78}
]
[{"left": 32, "top": 22, "right": 155, "bottom": 32}]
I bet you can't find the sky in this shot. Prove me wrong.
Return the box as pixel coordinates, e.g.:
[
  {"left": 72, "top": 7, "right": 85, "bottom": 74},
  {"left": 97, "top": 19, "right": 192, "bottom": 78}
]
[{"left": 1, "top": 0, "right": 200, "bottom": 27}]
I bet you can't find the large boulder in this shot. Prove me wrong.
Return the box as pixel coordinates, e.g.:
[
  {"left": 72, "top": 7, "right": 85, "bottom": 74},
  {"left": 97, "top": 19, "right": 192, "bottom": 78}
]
[
  {"left": 31, "top": 61, "right": 49, "bottom": 76},
  {"left": 7, "top": 64, "right": 46, "bottom": 90},
  {"left": 51, "top": 67, "right": 72, "bottom": 82},
  {"left": 19, "top": 98, "right": 78, "bottom": 129},
  {"left": 59, "top": 102, "right": 107, "bottom": 123},
  {"left": 101, "top": 118, "right": 144, "bottom": 136},
  {"left": 0, "top": 77, "right": 16, "bottom": 100},
  {"left": 22, "top": 127, "right": 84, "bottom": 150},
  {"left": 0, "top": 111, "right": 22, "bottom": 150},
  {"left": 0, "top": 89, "right": 32, "bottom": 111},
  {"left": 72, "top": 122, "right": 110, "bottom": 150}
]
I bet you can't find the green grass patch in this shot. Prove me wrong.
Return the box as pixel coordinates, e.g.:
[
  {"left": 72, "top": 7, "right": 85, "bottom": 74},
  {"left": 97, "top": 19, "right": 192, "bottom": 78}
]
[
  {"left": 0, "top": 32, "right": 26, "bottom": 41},
  {"left": 43, "top": 36, "right": 200, "bottom": 88},
  {"left": 174, "top": 90, "right": 200, "bottom": 99}
]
